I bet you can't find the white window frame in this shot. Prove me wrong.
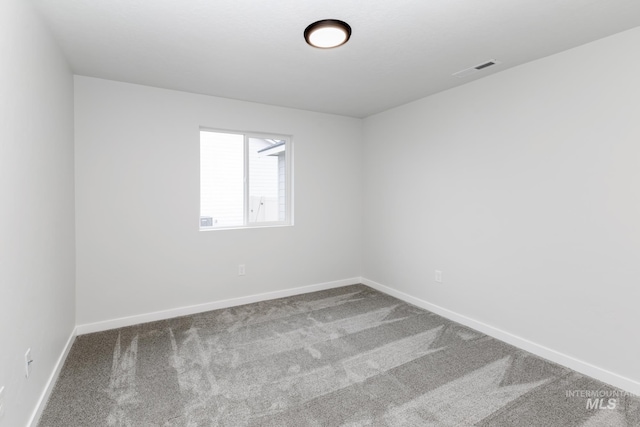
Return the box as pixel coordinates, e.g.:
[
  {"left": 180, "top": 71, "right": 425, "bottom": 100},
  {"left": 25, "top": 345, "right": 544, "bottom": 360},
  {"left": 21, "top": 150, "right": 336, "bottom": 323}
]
[{"left": 199, "top": 128, "right": 293, "bottom": 230}]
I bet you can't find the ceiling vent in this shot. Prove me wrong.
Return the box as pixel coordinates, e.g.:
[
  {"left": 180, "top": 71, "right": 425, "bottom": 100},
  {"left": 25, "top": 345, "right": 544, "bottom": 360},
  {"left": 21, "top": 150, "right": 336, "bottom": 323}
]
[{"left": 452, "top": 59, "right": 500, "bottom": 78}]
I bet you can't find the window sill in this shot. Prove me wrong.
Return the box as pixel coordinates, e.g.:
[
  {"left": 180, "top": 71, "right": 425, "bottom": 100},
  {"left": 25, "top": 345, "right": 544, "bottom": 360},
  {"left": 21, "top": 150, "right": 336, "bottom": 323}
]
[{"left": 199, "top": 223, "right": 293, "bottom": 232}]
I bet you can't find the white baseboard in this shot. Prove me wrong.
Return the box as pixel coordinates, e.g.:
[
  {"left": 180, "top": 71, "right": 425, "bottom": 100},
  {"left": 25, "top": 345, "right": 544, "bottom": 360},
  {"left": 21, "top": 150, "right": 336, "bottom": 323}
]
[
  {"left": 28, "top": 326, "right": 77, "bottom": 427},
  {"left": 361, "top": 277, "right": 640, "bottom": 396},
  {"left": 76, "top": 278, "right": 360, "bottom": 335}
]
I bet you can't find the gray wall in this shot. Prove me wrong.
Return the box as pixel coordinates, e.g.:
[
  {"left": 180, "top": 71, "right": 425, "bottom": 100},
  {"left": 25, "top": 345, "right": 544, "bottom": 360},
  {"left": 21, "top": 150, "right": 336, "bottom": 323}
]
[
  {"left": 74, "top": 76, "right": 363, "bottom": 326},
  {"left": 363, "top": 27, "right": 640, "bottom": 386},
  {"left": 0, "top": 0, "right": 75, "bottom": 425}
]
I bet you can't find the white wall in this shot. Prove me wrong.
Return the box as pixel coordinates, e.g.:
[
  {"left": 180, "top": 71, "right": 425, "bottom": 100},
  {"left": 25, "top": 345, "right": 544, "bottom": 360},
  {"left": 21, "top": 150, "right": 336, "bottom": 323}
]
[
  {"left": 0, "top": 0, "right": 75, "bottom": 425},
  {"left": 74, "top": 77, "right": 363, "bottom": 326},
  {"left": 363, "top": 27, "right": 640, "bottom": 386}
]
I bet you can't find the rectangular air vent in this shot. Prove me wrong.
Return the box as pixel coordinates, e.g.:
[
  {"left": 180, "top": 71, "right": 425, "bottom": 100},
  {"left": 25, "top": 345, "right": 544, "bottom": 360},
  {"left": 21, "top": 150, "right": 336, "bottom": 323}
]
[
  {"left": 452, "top": 59, "right": 500, "bottom": 78},
  {"left": 475, "top": 61, "right": 496, "bottom": 70}
]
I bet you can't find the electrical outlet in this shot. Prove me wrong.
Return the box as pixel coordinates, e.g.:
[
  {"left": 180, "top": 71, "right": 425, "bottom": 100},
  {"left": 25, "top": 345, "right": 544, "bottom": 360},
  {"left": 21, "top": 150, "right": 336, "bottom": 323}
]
[
  {"left": 238, "top": 264, "right": 246, "bottom": 276},
  {"left": 0, "top": 385, "right": 5, "bottom": 418},
  {"left": 435, "top": 270, "right": 443, "bottom": 283},
  {"left": 25, "top": 348, "right": 33, "bottom": 378}
]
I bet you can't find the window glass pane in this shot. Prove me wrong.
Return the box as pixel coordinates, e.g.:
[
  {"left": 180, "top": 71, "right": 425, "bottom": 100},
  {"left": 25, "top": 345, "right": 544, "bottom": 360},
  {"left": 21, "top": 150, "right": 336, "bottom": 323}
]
[
  {"left": 200, "top": 131, "right": 244, "bottom": 227},
  {"left": 248, "top": 137, "right": 286, "bottom": 223}
]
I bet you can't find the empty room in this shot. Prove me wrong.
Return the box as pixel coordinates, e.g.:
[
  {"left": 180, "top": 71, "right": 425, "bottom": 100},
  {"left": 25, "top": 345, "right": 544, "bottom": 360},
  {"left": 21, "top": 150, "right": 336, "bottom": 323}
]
[{"left": 1, "top": 0, "right": 639, "bottom": 425}]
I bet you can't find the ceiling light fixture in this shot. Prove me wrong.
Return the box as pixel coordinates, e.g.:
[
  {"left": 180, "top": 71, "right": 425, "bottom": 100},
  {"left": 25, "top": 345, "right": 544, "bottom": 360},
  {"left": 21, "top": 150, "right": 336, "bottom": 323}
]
[{"left": 304, "top": 19, "right": 351, "bottom": 49}]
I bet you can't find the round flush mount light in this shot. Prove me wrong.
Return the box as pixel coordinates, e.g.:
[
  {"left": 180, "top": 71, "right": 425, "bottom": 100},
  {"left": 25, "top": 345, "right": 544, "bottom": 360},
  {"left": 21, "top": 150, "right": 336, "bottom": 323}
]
[{"left": 304, "top": 19, "right": 352, "bottom": 49}]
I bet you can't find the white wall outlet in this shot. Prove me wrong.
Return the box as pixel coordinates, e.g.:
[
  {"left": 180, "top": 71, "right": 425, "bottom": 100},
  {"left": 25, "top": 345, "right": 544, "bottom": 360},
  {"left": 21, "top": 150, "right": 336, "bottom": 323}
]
[
  {"left": 0, "top": 385, "right": 5, "bottom": 418},
  {"left": 435, "top": 270, "right": 443, "bottom": 283},
  {"left": 25, "top": 348, "right": 33, "bottom": 378},
  {"left": 238, "top": 264, "right": 246, "bottom": 276}
]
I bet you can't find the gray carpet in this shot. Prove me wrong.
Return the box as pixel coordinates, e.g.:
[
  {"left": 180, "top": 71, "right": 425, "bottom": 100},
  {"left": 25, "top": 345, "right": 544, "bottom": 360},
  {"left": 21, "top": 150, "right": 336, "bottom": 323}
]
[{"left": 39, "top": 285, "right": 640, "bottom": 426}]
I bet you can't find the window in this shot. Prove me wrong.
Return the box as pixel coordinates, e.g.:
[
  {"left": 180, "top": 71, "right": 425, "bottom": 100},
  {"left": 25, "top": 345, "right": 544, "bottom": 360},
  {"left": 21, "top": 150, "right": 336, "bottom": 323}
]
[{"left": 199, "top": 129, "right": 292, "bottom": 229}]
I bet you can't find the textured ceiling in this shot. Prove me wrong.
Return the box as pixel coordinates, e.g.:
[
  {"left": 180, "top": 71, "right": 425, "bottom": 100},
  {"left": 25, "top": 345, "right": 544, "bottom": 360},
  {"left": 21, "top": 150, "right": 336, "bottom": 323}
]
[{"left": 33, "top": 0, "right": 640, "bottom": 118}]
